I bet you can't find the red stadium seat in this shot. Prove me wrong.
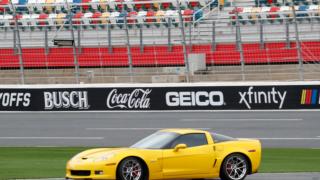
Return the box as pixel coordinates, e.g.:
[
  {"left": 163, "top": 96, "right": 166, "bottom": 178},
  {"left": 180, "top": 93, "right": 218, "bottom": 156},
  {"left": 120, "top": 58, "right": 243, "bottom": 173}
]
[
  {"left": 269, "top": 6, "right": 280, "bottom": 19},
  {"left": 0, "top": 0, "right": 9, "bottom": 12},
  {"left": 115, "top": 0, "right": 123, "bottom": 10},
  {"left": 0, "top": 0, "right": 9, "bottom": 5},
  {"left": 82, "top": 0, "right": 92, "bottom": 11},
  {"left": 189, "top": 1, "right": 199, "bottom": 8},
  {"left": 91, "top": 11, "right": 102, "bottom": 24},
  {"left": 229, "top": 7, "right": 243, "bottom": 21},
  {"left": 127, "top": 11, "right": 137, "bottom": 24},
  {"left": 231, "top": 7, "right": 243, "bottom": 14},
  {"left": 133, "top": 0, "right": 152, "bottom": 10},
  {"left": 161, "top": 1, "right": 171, "bottom": 10},
  {"left": 183, "top": 9, "right": 194, "bottom": 22},
  {"left": 38, "top": 13, "right": 48, "bottom": 26},
  {"left": 73, "top": 12, "right": 84, "bottom": 25},
  {"left": 146, "top": 9, "right": 155, "bottom": 23}
]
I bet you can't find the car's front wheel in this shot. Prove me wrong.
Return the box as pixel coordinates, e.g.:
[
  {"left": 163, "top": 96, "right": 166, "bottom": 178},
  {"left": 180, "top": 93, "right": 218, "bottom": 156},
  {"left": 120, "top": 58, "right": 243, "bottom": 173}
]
[
  {"left": 220, "top": 153, "right": 249, "bottom": 180},
  {"left": 117, "top": 157, "right": 147, "bottom": 180}
]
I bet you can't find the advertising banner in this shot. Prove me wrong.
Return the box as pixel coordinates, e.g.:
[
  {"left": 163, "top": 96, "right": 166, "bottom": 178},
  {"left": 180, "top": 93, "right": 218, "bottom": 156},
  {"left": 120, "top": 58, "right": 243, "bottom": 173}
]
[{"left": 0, "top": 85, "right": 319, "bottom": 111}]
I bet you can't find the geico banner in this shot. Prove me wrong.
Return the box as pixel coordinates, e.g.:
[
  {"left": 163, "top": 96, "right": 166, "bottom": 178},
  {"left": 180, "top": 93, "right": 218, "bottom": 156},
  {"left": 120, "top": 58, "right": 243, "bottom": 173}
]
[{"left": 0, "top": 85, "right": 319, "bottom": 111}]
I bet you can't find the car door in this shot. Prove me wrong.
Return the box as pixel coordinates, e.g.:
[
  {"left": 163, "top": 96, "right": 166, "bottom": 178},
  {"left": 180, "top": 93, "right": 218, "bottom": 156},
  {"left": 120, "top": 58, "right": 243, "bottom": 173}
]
[{"left": 162, "top": 133, "right": 214, "bottom": 178}]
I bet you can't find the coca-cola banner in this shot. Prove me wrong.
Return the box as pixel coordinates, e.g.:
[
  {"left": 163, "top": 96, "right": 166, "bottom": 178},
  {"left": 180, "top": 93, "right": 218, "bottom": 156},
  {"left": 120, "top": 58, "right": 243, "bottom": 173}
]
[{"left": 0, "top": 83, "right": 320, "bottom": 111}]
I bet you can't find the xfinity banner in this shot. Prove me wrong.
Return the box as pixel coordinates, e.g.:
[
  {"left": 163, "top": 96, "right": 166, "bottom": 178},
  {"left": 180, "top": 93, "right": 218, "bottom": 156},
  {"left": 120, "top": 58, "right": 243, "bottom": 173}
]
[{"left": 0, "top": 84, "right": 319, "bottom": 111}]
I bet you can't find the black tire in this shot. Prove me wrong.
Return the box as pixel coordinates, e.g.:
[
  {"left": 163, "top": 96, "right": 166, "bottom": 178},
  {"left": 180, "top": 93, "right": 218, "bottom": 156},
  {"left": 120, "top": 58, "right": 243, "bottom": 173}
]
[
  {"left": 220, "top": 153, "right": 249, "bottom": 180},
  {"left": 117, "top": 157, "right": 147, "bottom": 180}
]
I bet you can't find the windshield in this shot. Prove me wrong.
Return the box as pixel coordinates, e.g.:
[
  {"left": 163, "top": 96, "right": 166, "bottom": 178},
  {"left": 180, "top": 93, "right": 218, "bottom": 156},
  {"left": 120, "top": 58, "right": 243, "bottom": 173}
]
[{"left": 130, "top": 131, "right": 179, "bottom": 149}]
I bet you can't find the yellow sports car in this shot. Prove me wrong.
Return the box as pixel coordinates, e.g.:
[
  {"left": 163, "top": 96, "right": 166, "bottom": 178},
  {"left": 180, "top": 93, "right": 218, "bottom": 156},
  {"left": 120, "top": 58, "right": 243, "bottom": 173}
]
[{"left": 66, "top": 129, "right": 261, "bottom": 180}]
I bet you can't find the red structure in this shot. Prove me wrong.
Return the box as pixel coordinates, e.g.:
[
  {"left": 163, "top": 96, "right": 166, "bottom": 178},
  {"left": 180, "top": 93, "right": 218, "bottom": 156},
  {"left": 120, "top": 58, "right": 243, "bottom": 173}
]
[{"left": 0, "top": 41, "right": 319, "bottom": 68}]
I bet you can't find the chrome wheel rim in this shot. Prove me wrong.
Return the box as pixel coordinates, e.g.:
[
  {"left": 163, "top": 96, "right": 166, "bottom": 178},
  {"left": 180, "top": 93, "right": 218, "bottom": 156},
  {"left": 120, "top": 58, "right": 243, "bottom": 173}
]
[
  {"left": 121, "top": 159, "right": 142, "bottom": 180},
  {"left": 225, "top": 156, "right": 247, "bottom": 180}
]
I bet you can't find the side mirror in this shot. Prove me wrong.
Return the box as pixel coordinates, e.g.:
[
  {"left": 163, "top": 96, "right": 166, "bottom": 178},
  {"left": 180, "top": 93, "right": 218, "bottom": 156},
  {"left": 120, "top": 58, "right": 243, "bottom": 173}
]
[{"left": 173, "top": 144, "right": 187, "bottom": 152}]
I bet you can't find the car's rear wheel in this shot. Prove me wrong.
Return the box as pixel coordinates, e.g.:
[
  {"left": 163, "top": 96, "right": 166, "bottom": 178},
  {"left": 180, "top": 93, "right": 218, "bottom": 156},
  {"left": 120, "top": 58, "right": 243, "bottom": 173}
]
[
  {"left": 117, "top": 157, "right": 146, "bottom": 180},
  {"left": 220, "top": 153, "right": 249, "bottom": 180}
]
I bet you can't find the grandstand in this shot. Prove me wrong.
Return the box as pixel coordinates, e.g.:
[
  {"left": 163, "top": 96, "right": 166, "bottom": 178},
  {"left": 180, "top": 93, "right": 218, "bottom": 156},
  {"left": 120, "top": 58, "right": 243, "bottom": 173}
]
[{"left": 0, "top": 0, "right": 319, "bottom": 83}]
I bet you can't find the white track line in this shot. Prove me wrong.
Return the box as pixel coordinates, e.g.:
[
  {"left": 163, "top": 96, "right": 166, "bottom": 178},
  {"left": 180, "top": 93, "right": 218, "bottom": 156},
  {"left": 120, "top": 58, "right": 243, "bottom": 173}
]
[
  {"left": 180, "top": 118, "right": 303, "bottom": 122},
  {"left": 0, "top": 137, "right": 104, "bottom": 140},
  {"left": 86, "top": 128, "right": 212, "bottom": 130}
]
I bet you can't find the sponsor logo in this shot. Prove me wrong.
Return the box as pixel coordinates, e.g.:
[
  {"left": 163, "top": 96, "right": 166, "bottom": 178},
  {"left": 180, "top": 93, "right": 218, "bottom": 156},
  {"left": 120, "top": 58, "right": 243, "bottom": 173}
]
[
  {"left": 239, "top": 87, "right": 287, "bottom": 109},
  {"left": 106, "top": 89, "right": 151, "bottom": 109},
  {"left": 44, "top": 91, "right": 89, "bottom": 110},
  {"left": 301, "top": 89, "right": 320, "bottom": 105},
  {"left": 0, "top": 92, "right": 31, "bottom": 107},
  {"left": 166, "top": 91, "right": 224, "bottom": 107}
]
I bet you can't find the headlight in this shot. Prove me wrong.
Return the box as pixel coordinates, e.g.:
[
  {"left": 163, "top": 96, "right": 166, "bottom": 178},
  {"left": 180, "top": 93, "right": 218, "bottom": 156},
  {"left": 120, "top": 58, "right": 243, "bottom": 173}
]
[{"left": 93, "top": 154, "right": 114, "bottom": 162}]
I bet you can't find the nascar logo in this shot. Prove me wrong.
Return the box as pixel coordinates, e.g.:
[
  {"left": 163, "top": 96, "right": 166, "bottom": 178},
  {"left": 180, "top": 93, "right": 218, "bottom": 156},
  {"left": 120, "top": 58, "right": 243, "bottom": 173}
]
[{"left": 301, "top": 89, "right": 320, "bottom": 105}]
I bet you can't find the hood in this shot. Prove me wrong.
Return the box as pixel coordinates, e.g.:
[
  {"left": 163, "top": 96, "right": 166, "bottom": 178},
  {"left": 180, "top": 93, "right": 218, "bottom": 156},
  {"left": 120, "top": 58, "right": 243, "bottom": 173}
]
[
  {"left": 71, "top": 148, "right": 129, "bottom": 162},
  {"left": 83, "top": 148, "right": 128, "bottom": 159}
]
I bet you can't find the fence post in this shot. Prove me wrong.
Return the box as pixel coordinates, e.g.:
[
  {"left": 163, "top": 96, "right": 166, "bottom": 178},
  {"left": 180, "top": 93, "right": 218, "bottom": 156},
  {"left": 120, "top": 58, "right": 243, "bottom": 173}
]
[
  {"left": 10, "top": 2, "right": 25, "bottom": 84},
  {"left": 168, "top": 18, "right": 172, "bottom": 52},
  {"left": 13, "top": 29, "right": 17, "bottom": 53},
  {"left": 285, "top": 19, "right": 290, "bottom": 48},
  {"left": 124, "top": 15, "right": 133, "bottom": 82},
  {"left": 189, "top": 21, "right": 192, "bottom": 52},
  {"left": 292, "top": 5, "right": 304, "bottom": 80},
  {"left": 259, "top": 20, "right": 264, "bottom": 49},
  {"left": 211, "top": 21, "right": 216, "bottom": 51},
  {"left": 140, "top": 26, "right": 144, "bottom": 53},
  {"left": 67, "top": 1, "right": 80, "bottom": 84},
  {"left": 45, "top": 27, "right": 49, "bottom": 54},
  {"left": 177, "top": 0, "right": 190, "bottom": 82},
  {"left": 77, "top": 27, "right": 81, "bottom": 54},
  {"left": 108, "top": 24, "right": 112, "bottom": 53},
  {"left": 235, "top": 21, "right": 240, "bottom": 51},
  {"left": 235, "top": 8, "right": 245, "bottom": 81}
]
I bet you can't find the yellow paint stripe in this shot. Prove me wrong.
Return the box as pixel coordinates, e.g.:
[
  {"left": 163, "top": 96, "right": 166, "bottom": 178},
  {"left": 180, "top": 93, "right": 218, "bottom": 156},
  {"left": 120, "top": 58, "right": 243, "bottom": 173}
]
[{"left": 301, "top": 89, "right": 306, "bottom": 105}]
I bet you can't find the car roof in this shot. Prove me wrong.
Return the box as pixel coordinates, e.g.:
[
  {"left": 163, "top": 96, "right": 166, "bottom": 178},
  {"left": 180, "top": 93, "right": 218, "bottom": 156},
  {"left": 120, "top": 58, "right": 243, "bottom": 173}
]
[{"left": 160, "top": 128, "right": 208, "bottom": 134}]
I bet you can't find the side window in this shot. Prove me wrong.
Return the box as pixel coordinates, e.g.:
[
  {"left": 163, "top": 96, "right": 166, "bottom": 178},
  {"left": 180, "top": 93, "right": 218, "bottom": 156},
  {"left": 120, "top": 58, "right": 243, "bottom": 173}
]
[
  {"left": 170, "top": 133, "right": 208, "bottom": 148},
  {"left": 211, "top": 133, "right": 236, "bottom": 143}
]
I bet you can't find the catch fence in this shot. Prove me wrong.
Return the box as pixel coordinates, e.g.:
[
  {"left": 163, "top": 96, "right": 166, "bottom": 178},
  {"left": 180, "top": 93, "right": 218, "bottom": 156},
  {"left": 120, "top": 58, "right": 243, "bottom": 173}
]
[{"left": 0, "top": 0, "right": 320, "bottom": 83}]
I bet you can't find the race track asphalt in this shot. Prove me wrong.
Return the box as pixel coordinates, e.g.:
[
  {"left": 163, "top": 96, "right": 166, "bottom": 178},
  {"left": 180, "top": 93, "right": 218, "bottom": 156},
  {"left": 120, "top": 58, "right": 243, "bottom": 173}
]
[{"left": 0, "top": 111, "right": 319, "bottom": 147}]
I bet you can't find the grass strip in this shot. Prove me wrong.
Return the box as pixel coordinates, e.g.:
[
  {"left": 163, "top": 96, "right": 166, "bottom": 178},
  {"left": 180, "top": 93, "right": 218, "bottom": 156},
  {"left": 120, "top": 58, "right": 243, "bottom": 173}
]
[
  {"left": 0, "top": 147, "right": 319, "bottom": 179},
  {"left": 260, "top": 148, "right": 320, "bottom": 173}
]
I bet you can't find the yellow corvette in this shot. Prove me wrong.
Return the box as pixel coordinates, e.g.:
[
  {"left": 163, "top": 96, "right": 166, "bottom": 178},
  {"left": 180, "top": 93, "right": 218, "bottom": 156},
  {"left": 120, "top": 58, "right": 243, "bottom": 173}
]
[{"left": 66, "top": 129, "right": 261, "bottom": 180}]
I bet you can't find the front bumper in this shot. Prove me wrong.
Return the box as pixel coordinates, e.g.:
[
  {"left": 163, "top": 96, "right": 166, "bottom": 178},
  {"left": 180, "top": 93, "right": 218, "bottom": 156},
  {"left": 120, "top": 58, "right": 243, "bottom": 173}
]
[
  {"left": 66, "top": 169, "right": 115, "bottom": 179},
  {"left": 66, "top": 161, "right": 117, "bottom": 179}
]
